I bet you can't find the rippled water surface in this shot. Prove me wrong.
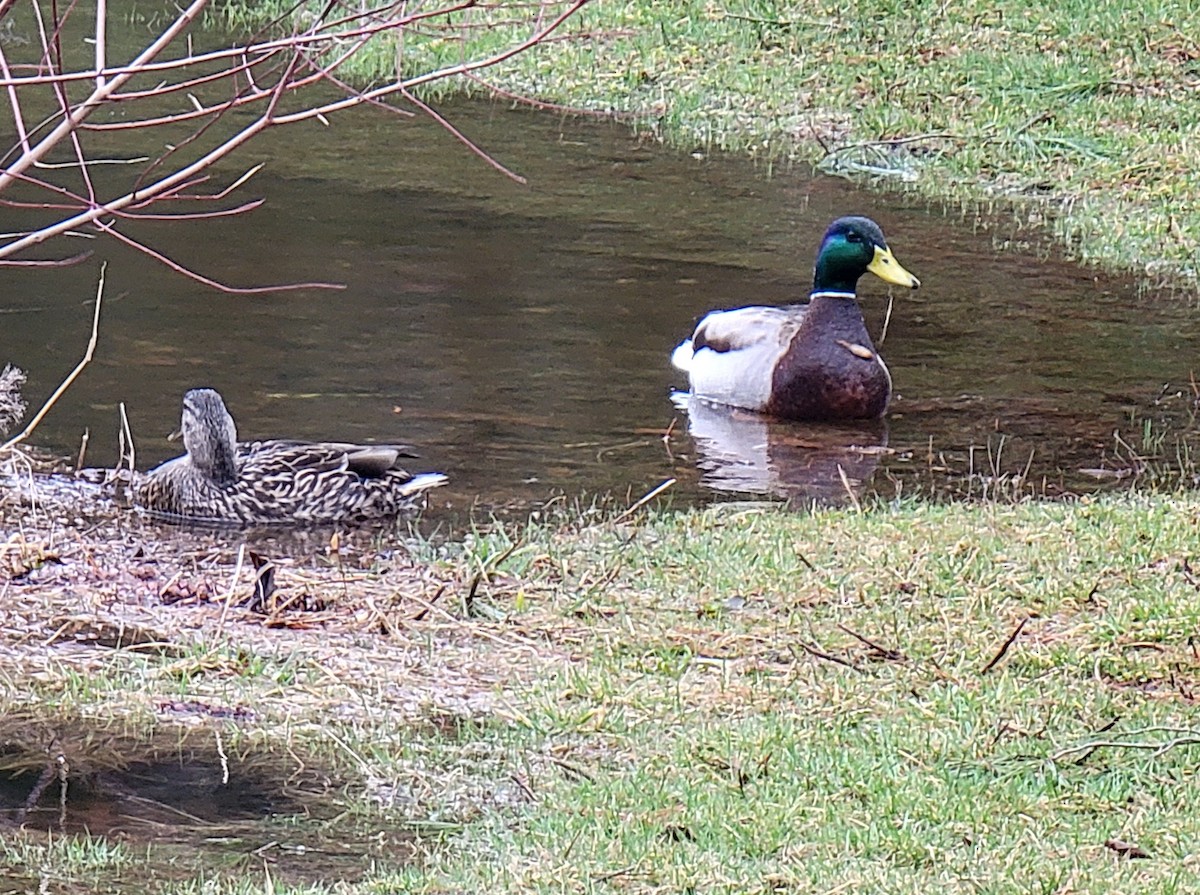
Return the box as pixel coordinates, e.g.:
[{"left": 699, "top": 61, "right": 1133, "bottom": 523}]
[{"left": 3, "top": 99, "right": 1198, "bottom": 517}]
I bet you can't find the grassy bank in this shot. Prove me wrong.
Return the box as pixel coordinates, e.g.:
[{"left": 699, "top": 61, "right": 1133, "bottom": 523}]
[
  {"left": 222, "top": 0, "right": 1200, "bottom": 286},
  {"left": 5, "top": 490, "right": 1200, "bottom": 891}
]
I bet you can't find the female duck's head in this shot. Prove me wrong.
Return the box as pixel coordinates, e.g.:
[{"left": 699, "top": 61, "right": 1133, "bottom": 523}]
[
  {"left": 812, "top": 216, "right": 920, "bottom": 295},
  {"left": 179, "top": 387, "right": 239, "bottom": 484}
]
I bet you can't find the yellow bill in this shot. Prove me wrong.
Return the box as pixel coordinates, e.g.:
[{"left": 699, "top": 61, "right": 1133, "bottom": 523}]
[{"left": 868, "top": 245, "right": 920, "bottom": 289}]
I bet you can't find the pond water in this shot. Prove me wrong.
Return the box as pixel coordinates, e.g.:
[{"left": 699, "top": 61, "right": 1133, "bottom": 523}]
[
  {"left": 0, "top": 716, "right": 410, "bottom": 887},
  {"left": 2, "top": 98, "right": 1199, "bottom": 517}
]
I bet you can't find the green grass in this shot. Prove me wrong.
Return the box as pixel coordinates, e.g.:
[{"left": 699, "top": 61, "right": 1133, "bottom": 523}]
[
  {"left": 221, "top": 0, "right": 1200, "bottom": 285},
  {"left": 389, "top": 498, "right": 1200, "bottom": 893},
  {"left": 0, "top": 831, "right": 163, "bottom": 895},
  {"left": 0, "top": 834, "right": 131, "bottom": 882},
  {"left": 8, "top": 494, "right": 1199, "bottom": 891},
  {"left": 388, "top": 496, "right": 1200, "bottom": 892}
]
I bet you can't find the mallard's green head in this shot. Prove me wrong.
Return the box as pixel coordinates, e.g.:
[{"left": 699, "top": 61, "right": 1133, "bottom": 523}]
[
  {"left": 180, "top": 387, "right": 239, "bottom": 485},
  {"left": 812, "top": 216, "right": 920, "bottom": 295}
]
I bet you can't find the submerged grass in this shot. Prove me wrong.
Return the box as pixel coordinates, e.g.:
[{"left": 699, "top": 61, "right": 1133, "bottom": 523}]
[
  {"left": 220, "top": 0, "right": 1200, "bottom": 285},
  {"left": 4, "top": 480, "right": 1200, "bottom": 891}
]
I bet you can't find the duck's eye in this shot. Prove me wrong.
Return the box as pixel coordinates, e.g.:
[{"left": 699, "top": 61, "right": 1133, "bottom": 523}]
[{"left": 845, "top": 231, "right": 863, "bottom": 243}]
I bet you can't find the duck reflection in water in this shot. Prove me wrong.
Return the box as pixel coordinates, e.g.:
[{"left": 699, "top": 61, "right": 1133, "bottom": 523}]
[{"left": 671, "top": 392, "right": 890, "bottom": 506}]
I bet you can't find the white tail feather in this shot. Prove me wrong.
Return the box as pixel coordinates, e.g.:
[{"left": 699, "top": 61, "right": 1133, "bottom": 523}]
[
  {"left": 670, "top": 339, "right": 695, "bottom": 374},
  {"left": 400, "top": 472, "right": 449, "bottom": 495}
]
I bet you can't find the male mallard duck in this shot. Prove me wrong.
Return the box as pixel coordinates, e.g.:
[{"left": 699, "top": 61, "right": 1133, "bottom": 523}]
[
  {"left": 135, "top": 388, "right": 447, "bottom": 526},
  {"left": 671, "top": 216, "right": 919, "bottom": 420}
]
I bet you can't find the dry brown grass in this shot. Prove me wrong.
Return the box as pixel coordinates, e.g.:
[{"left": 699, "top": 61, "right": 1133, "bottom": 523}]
[{"left": 0, "top": 462, "right": 576, "bottom": 780}]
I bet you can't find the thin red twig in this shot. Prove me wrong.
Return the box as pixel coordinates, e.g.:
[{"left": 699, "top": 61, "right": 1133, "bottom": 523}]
[
  {"left": 97, "top": 221, "right": 345, "bottom": 294},
  {"left": 0, "top": 0, "right": 597, "bottom": 292}
]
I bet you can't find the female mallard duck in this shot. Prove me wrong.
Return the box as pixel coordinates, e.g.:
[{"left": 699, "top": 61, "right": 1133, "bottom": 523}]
[
  {"left": 135, "top": 388, "right": 447, "bottom": 526},
  {"left": 671, "top": 216, "right": 919, "bottom": 420}
]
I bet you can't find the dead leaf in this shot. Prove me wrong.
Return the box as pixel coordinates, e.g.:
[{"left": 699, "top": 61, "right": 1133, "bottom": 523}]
[{"left": 1105, "top": 838, "right": 1151, "bottom": 859}]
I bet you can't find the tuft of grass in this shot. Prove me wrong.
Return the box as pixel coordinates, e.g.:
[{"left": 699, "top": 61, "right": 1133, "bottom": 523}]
[
  {"left": 0, "top": 834, "right": 130, "bottom": 870},
  {"left": 220, "top": 0, "right": 1200, "bottom": 286},
  {"left": 0, "top": 834, "right": 132, "bottom": 892}
]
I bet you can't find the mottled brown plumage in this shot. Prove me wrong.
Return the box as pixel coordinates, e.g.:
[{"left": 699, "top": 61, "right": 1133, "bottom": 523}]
[{"left": 135, "top": 389, "right": 447, "bottom": 526}]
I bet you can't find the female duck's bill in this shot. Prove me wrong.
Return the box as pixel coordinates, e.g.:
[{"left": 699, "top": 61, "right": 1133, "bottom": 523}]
[
  {"left": 671, "top": 215, "right": 919, "bottom": 422},
  {"left": 134, "top": 388, "right": 447, "bottom": 527}
]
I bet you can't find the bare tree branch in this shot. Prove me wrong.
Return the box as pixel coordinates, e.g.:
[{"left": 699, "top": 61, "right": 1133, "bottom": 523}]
[{"left": 0, "top": 0, "right": 597, "bottom": 291}]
